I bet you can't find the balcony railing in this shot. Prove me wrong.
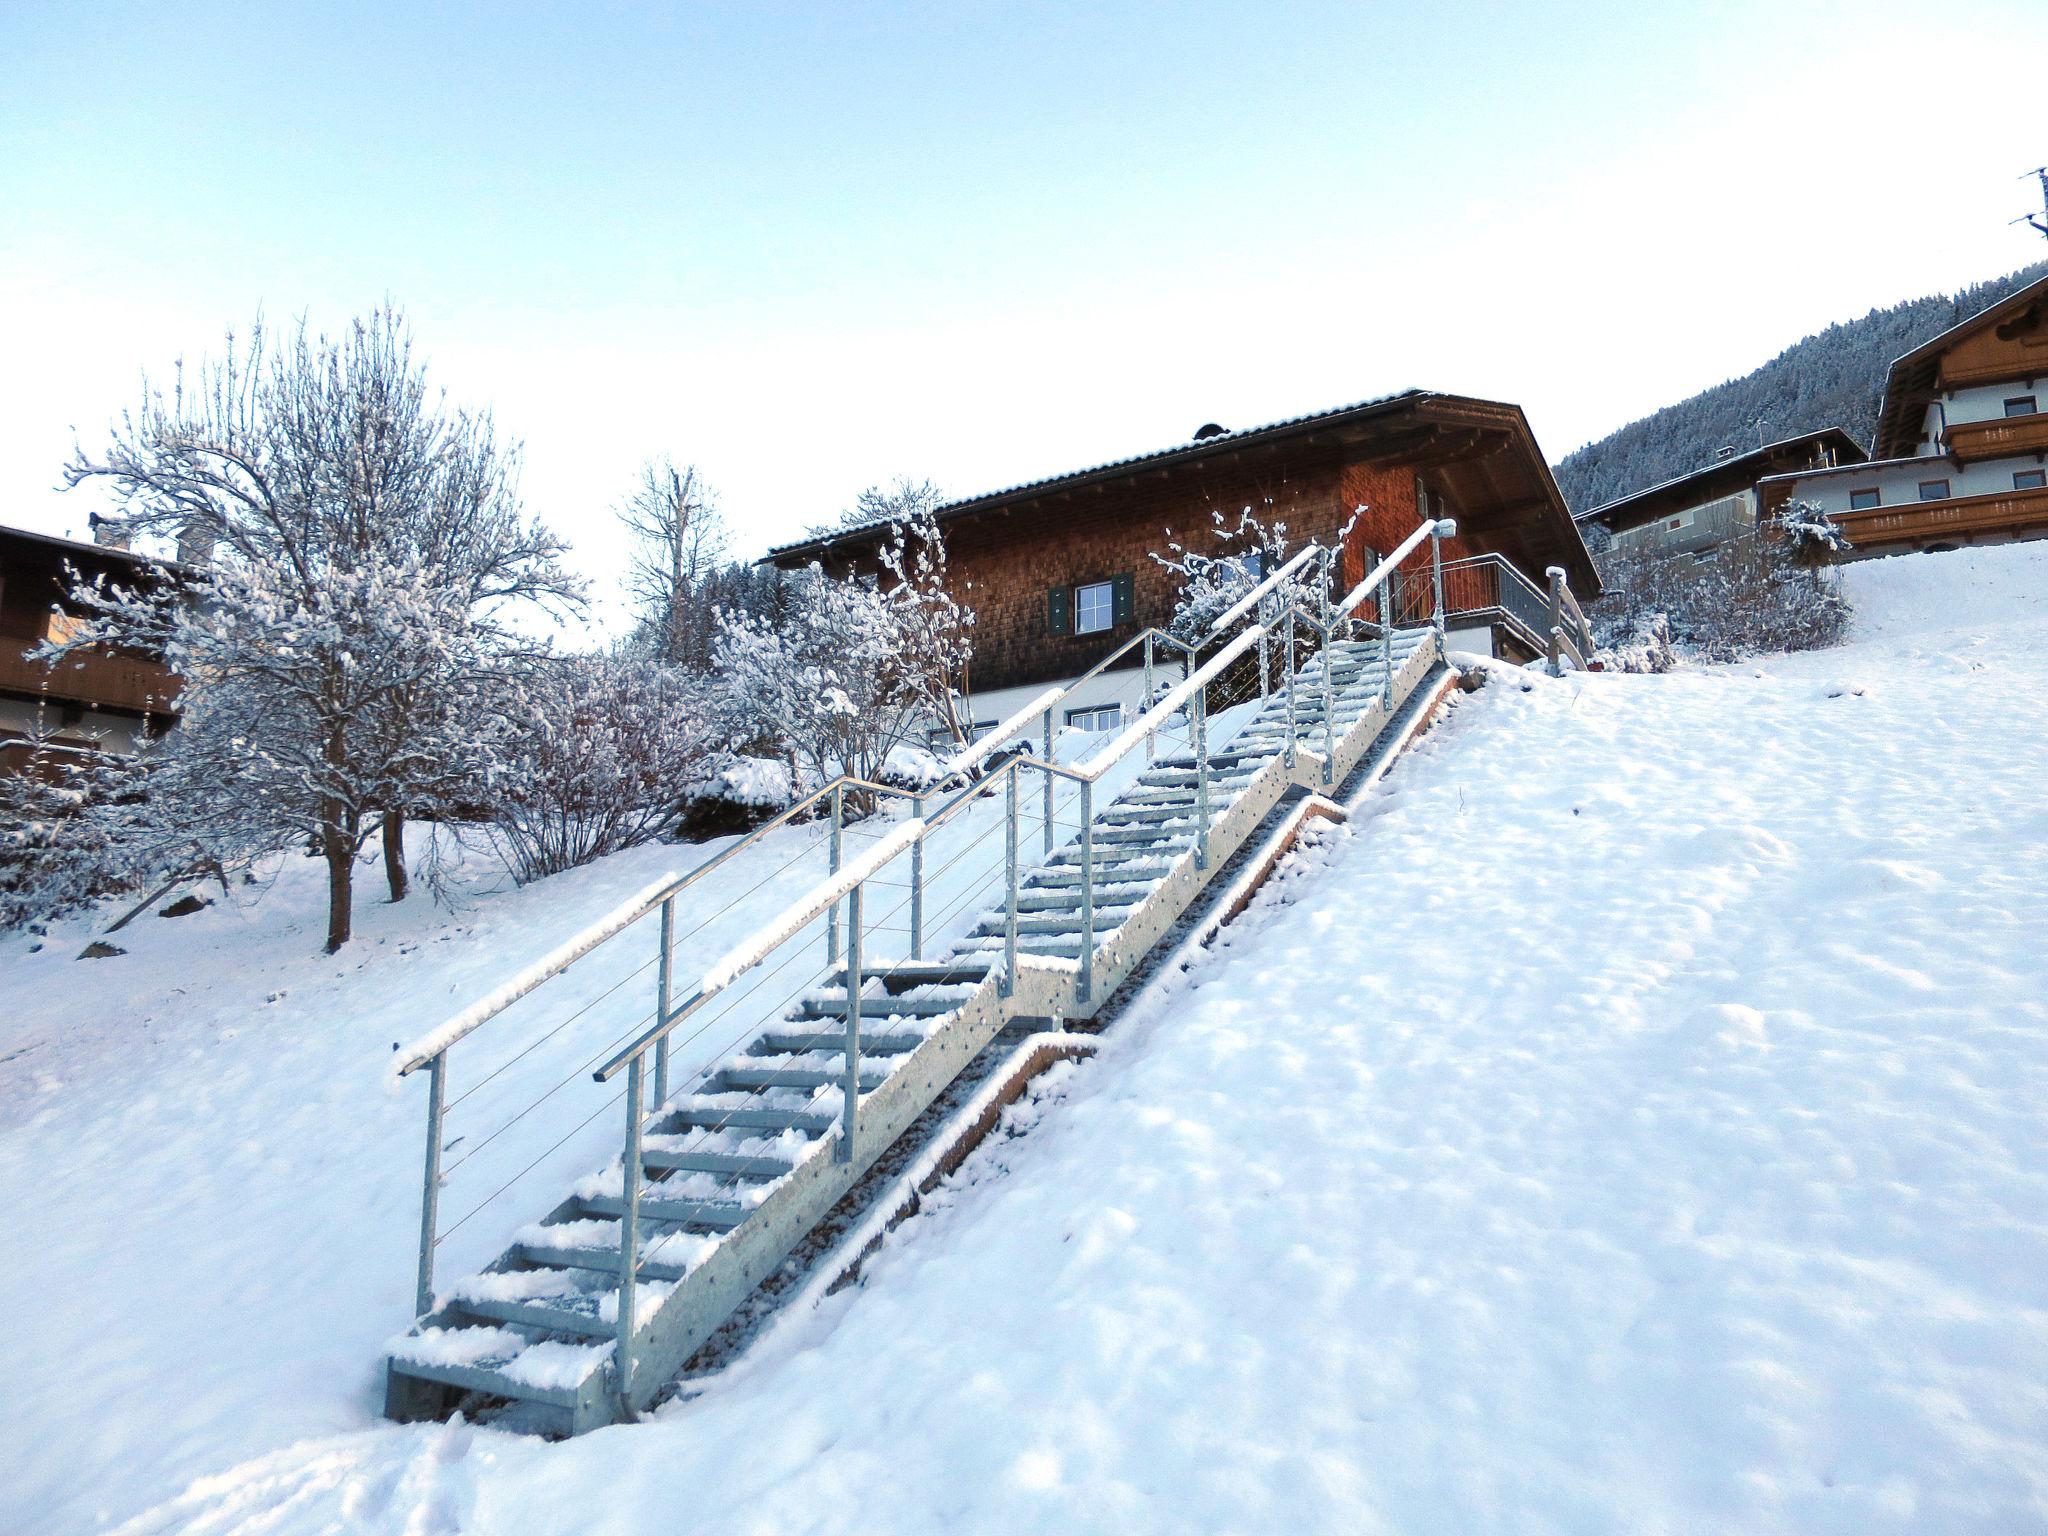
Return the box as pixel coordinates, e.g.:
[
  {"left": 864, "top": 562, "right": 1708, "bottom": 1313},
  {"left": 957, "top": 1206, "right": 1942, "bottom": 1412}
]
[
  {"left": 1391, "top": 554, "right": 1555, "bottom": 653},
  {"left": 0, "top": 638, "right": 180, "bottom": 716},
  {"left": 1941, "top": 413, "right": 2048, "bottom": 463},
  {"left": 1837, "top": 483, "right": 2048, "bottom": 550}
]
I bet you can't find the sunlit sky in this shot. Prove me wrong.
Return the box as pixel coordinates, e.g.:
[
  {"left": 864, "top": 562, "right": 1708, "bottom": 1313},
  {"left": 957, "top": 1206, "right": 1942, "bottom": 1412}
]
[{"left": 6, "top": 1, "right": 2047, "bottom": 634}]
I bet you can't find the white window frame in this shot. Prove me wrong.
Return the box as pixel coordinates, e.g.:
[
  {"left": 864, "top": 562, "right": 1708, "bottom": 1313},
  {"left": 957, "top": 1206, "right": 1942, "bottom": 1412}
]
[
  {"left": 1073, "top": 580, "right": 1115, "bottom": 636},
  {"left": 1065, "top": 704, "right": 1123, "bottom": 733}
]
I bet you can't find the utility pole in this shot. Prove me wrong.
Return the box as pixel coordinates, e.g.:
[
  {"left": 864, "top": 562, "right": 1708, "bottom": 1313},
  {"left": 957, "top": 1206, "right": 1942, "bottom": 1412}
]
[{"left": 2017, "top": 166, "right": 2048, "bottom": 242}]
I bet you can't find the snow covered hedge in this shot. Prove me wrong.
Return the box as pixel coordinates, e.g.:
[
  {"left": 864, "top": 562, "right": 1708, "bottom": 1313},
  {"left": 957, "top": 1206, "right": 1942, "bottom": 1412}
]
[{"left": 1592, "top": 516, "right": 1851, "bottom": 670}]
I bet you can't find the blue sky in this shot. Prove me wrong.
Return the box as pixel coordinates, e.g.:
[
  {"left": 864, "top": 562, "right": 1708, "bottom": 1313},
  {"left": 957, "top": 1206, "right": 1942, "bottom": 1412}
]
[{"left": 6, "top": 1, "right": 2047, "bottom": 631}]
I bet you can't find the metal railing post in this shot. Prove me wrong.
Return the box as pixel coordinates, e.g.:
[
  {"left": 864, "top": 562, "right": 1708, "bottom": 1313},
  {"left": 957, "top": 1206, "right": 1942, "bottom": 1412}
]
[
  {"left": 1041, "top": 708, "right": 1055, "bottom": 856},
  {"left": 1194, "top": 684, "right": 1211, "bottom": 869},
  {"left": 1430, "top": 512, "right": 1448, "bottom": 647},
  {"left": 1547, "top": 566, "right": 1567, "bottom": 676},
  {"left": 837, "top": 881, "right": 864, "bottom": 1163},
  {"left": 1143, "top": 633, "right": 1156, "bottom": 764},
  {"left": 826, "top": 784, "right": 844, "bottom": 969},
  {"left": 413, "top": 1050, "right": 446, "bottom": 1319},
  {"left": 1078, "top": 778, "right": 1095, "bottom": 1004},
  {"left": 1378, "top": 578, "right": 1394, "bottom": 708},
  {"left": 1002, "top": 761, "right": 1018, "bottom": 999},
  {"left": 909, "top": 793, "right": 925, "bottom": 960},
  {"left": 1284, "top": 605, "right": 1299, "bottom": 773},
  {"left": 1320, "top": 617, "right": 1336, "bottom": 786},
  {"left": 654, "top": 895, "right": 674, "bottom": 1107},
  {"left": 615, "top": 1051, "right": 644, "bottom": 1418}
]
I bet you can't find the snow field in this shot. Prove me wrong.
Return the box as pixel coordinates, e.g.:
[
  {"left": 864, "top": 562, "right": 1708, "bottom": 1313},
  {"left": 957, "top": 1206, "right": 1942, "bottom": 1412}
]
[{"left": 4, "top": 545, "right": 2048, "bottom": 1532}]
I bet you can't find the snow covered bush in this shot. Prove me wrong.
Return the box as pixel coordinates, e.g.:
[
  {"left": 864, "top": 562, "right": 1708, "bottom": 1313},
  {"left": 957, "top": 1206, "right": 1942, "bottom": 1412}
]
[
  {"left": 712, "top": 564, "right": 931, "bottom": 809},
  {"left": 1774, "top": 496, "right": 1854, "bottom": 559},
  {"left": 1591, "top": 526, "right": 1850, "bottom": 669},
  {"left": 877, "top": 506, "right": 975, "bottom": 746},
  {"left": 481, "top": 655, "right": 714, "bottom": 884}
]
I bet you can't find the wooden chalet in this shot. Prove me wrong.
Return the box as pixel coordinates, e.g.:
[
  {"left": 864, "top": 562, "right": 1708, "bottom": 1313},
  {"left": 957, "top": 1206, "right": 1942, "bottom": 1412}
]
[
  {"left": 1760, "top": 270, "right": 2048, "bottom": 557},
  {"left": 768, "top": 390, "right": 1597, "bottom": 736},
  {"left": 1577, "top": 428, "right": 1867, "bottom": 559},
  {"left": 0, "top": 522, "right": 180, "bottom": 775}
]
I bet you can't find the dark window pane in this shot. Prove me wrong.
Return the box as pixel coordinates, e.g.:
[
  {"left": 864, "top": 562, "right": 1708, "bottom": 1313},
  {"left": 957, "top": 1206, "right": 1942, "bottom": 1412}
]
[
  {"left": 1849, "top": 489, "right": 1882, "bottom": 510},
  {"left": 1917, "top": 480, "right": 1951, "bottom": 501},
  {"left": 2004, "top": 396, "right": 2038, "bottom": 418}
]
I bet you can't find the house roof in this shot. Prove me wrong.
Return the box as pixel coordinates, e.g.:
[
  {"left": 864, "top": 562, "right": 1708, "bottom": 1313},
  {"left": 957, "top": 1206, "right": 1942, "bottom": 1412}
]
[
  {"left": 1875, "top": 269, "right": 2048, "bottom": 459},
  {"left": 766, "top": 389, "right": 1427, "bottom": 561},
  {"left": 765, "top": 388, "right": 1597, "bottom": 589},
  {"left": 0, "top": 520, "right": 183, "bottom": 575},
  {"left": 1575, "top": 428, "right": 1870, "bottom": 531}
]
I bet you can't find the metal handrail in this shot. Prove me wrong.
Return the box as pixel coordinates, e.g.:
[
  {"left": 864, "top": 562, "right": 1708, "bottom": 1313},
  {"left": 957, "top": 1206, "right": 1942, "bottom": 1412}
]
[
  {"left": 392, "top": 505, "right": 1458, "bottom": 1371},
  {"left": 1201, "top": 542, "right": 1328, "bottom": 640},
  {"left": 389, "top": 774, "right": 922, "bottom": 1078}
]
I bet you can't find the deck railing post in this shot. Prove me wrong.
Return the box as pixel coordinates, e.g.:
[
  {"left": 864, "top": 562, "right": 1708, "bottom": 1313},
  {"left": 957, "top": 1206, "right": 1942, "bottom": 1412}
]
[
  {"left": 615, "top": 1050, "right": 644, "bottom": 1417},
  {"left": 837, "top": 880, "right": 863, "bottom": 1163},
  {"left": 413, "top": 1050, "right": 446, "bottom": 1319},
  {"left": 1002, "top": 761, "right": 1018, "bottom": 999},
  {"left": 909, "top": 793, "right": 925, "bottom": 960},
  {"left": 826, "top": 783, "right": 844, "bottom": 968},
  {"left": 654, "top": 894, "right": 674, "bottom": 1107},
  {"left": 1194, "top": 684, "right": 1211, "bottom": 869},
  {"left": 1547, "top": 566, "right": 1566, "bottom": 677},
  {"left": 1041, "top": 708, "right": 1055, "bottom": 856},
  {"left": 1079, "top": 777, "right": 1095, "bottom": 1004}
]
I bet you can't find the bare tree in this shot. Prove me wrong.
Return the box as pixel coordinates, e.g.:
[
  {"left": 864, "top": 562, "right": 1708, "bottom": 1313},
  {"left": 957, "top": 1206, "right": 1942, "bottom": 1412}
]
[
  {"left": 60, "top": 306, "right": 578, "bottom": 949},
  {"left": 617, "top": 458, "right": 728, "bottom": 669}
]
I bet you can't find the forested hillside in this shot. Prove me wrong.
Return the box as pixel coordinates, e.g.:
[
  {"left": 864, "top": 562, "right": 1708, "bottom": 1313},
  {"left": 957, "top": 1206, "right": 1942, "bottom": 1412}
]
[{"left": 1554, "top": 260, "right": 2048, "bottom": 512}]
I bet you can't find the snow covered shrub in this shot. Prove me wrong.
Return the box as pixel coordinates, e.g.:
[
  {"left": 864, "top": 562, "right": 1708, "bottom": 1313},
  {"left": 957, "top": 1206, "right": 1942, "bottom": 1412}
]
[
  {"left": 1591, "top": 527, "right": 1850, "bottom": 668},
  {"left": 877, "top": 507, "right": 975, "bottom": 746},
  {"left": 1153, "top": 505, "right": 1303, "bottom": 644},
  {"left": 1774, "top": 496, "right": 1853, "bottom": 559},
  {"left": 712, "top": 564, "right": 929, "bottom": 808},
  {"left": 482, "top": 655, "right": 714, "bottom": 883},
  {"left": 674, "top": 754, "right": 795, "bottom": 840}
]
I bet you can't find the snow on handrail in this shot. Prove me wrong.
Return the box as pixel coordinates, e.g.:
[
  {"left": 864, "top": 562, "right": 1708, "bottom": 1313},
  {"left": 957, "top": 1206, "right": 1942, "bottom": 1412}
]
[
  {"left": 1332, "top": 519, "right": 1439, "bottom": 622},
  {"left": 697, "top": 816, "right": 927, "bottom": 996},
  {"left": 934, "top": 686, "right": 1066, "bottom": 782},
  {"left": 1201, "top": 543, "right": 1325, "bottom": 640},
  {"left": 1075, "top": 623, "right": 1266, "bottom": 781},
  {"left": 390, "top": 870, "right": 682, "bottom": 1079}
]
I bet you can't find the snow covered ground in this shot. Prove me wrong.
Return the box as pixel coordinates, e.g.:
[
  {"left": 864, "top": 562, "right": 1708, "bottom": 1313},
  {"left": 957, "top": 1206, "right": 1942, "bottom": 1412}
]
[{"left": 7, "top": 545, "right": 2048, "bottom": 1533}]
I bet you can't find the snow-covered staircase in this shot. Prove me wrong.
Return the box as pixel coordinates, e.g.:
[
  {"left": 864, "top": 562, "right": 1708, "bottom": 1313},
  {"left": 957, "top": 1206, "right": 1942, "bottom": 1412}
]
[{"left": 387, "top": 625, "right": 1447, "bottom": 1433}]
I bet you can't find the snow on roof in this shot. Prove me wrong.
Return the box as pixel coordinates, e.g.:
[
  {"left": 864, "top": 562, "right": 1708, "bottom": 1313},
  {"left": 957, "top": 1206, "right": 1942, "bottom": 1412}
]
[
  {"left": 1574, "top": 427, "right": 1869, "bottom": 525},
  {"left": 765, "top": 388, "right": 1426, "bottom": 559}
]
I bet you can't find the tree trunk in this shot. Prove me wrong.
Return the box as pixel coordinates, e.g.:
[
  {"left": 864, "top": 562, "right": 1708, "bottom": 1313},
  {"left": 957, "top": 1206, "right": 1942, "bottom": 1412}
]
[
  {"left": 323, "top": 814, "right": 354, "bottom": 952},
  {"left": 383, "top": 808, "right": 409, "bottom": 903}
]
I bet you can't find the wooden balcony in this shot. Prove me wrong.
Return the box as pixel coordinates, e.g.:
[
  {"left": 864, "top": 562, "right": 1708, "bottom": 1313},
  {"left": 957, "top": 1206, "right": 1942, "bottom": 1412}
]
[
  {"left": 0, "top": 638, "right": 180, "bottom": 716},
  {"left": 1941, "top": 412, "right": 2048, "bottom": 463},
  {"left": 1836, "top": 483, "right": 2048, "bottom": 553}
]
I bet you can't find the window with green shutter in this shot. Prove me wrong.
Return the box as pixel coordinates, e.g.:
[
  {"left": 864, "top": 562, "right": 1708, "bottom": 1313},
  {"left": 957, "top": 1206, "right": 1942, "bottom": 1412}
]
[{"left": 1047, "top": 585, "right": 1071, "bottom": 636}]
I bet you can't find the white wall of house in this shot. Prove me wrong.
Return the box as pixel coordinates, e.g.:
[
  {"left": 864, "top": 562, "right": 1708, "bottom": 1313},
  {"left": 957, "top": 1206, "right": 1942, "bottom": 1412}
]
[
  {"left": 1926, "top": 380, "right": 2048, "bottom": 439},
  {"left": 1771, "top": 455, "right": 2048, "bottom": 517},
  {"left": 1606, "top": 488, "right": 1758, "bottom": 557}
]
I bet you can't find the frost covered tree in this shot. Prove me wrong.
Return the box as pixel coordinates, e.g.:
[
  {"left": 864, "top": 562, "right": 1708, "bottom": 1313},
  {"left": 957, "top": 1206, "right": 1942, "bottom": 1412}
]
[
  {"left": 1773, "top": 497, "right": 1853, "bottom": 559},
  {"left": 1590, "top": 524, "right": 1850, "bottom": 669},
  {"left": 483, "top": 654, "right": 714, "bottom": 883},
  {"left": 56, "top": 307, "right": 578, "bottom": 950},
  {"left": 617, "top": 458, "right": 728, "bottom": 670},
  {"left": 713, "top": 565, "right": 929, "bottom": 807},
  {"left": 877, "top": 506, "right": 975, "bottom": 745},
  {"left": 1152, "top": 503, "right": 1349, "bottom": 644}
]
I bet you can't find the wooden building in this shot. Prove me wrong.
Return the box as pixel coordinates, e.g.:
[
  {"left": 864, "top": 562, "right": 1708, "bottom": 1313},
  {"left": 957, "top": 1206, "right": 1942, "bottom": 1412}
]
[
  {"left": 1576, "top": 428, "right": 1867, "bottom": 559},
  {"left": 767, "top": 390, "right": 1597, "bottom": 737},
  {"left": 0, "top": 522, "right": 180, "bottom": 774},
  {"left": 1760, "top": 271, "right": 2048, "bottom": 557}
]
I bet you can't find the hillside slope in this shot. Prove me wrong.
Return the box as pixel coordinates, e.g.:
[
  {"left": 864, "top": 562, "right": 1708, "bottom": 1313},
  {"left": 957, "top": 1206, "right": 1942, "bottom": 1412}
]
[
  {"left": 9, "top": 548, "right": 2048, "bottom": 1534},
  {"left": 1555, "top": 260, "right": 2048, "bottom": 512}
]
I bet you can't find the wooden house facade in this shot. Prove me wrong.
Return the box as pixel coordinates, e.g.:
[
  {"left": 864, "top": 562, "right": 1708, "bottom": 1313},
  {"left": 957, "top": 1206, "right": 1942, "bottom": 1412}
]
[
  {"left": 0, "top": 523, "right": 180, "bottom": 775},
  {"left": 1760, "top": 271, "right": 2048, "bottom": 557},
  {"left": 768, "top": 390, "right": 1597, "bottom": 737}
]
